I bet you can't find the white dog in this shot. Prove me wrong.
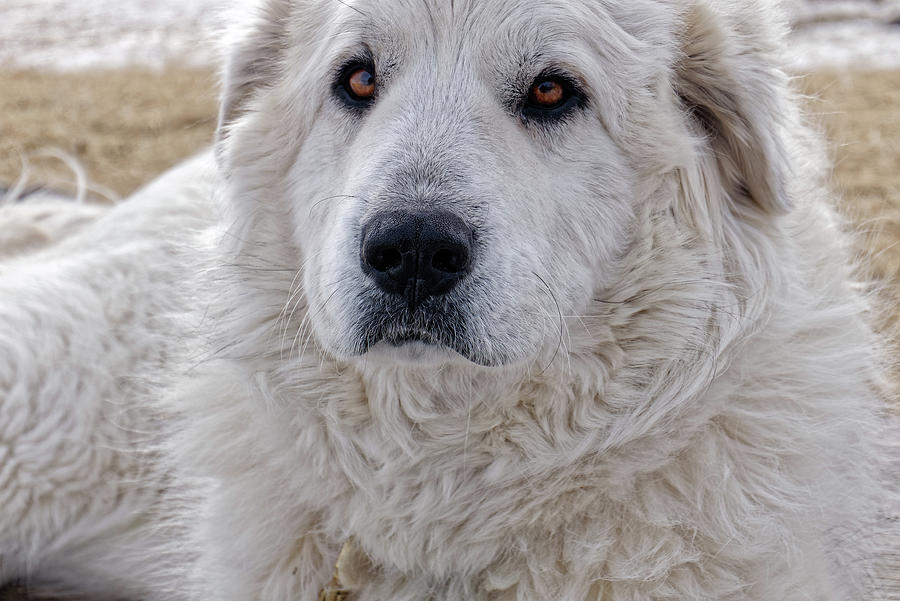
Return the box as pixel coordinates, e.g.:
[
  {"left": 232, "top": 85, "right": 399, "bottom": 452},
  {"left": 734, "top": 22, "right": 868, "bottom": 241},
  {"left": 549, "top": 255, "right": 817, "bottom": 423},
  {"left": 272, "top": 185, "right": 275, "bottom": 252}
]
[{"left": 0, "top": 0, "right": 895, "bottom": 599}]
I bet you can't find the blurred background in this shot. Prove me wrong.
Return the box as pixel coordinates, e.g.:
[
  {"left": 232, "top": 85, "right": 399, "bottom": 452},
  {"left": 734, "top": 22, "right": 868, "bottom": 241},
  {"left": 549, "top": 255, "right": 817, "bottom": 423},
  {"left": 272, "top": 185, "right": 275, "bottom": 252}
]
[{"left": 0, "top": 1, "right": 897, "bottom": 321}]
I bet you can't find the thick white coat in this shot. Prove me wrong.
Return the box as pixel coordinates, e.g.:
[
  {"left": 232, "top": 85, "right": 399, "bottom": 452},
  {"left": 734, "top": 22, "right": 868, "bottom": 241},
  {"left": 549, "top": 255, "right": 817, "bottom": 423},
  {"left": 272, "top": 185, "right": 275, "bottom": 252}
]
[{"left": 0, "top": 0, "right": 895, "bottom": 599}]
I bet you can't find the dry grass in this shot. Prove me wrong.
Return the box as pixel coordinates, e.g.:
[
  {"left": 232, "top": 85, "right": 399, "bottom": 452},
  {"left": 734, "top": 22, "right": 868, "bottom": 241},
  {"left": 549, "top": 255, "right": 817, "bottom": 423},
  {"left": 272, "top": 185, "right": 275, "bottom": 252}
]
[
  {"left": 799, "top": 70, "right": 900, "bottom": 339},
  {"left": 800, "top": 71, "right": 900, "bottom": 259},
  {"left": 0, "top": 70, "right": 218, "bottom": 198}
]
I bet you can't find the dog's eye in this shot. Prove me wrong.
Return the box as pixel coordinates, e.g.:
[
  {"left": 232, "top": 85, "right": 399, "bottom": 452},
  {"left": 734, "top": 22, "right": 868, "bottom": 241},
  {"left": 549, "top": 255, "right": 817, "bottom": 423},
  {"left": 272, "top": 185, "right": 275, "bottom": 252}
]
[
  {"left": 529, "top": 79, "right": 566, "bottom": 108},
  {"left": 336, "top": 62, "right": 377, "bottom": 107},
  {"left": 346, "top": 67, "right": 376, "bottom": 100},
  {"left": 522, "top": 74, "right": 582, "bottom": 121}
]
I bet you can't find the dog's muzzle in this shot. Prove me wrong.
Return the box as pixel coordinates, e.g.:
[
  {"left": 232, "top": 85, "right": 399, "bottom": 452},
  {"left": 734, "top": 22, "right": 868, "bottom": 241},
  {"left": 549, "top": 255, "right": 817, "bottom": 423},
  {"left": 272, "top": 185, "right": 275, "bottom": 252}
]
[{"left": 360, "top": 209, "right": 474, "bottom": 311}]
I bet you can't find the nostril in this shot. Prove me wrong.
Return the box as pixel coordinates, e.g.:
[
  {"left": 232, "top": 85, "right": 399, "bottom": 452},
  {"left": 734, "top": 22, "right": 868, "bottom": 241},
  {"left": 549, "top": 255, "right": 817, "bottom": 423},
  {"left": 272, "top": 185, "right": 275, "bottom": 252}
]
[
  {"left": 368, "top": 246, "right": 403, "bottom": 273},
  {"left": 431, "top": 247, "right": 469, "bottom": 274},
  {"left": 360, "top": 210, "right": 474, "bottom": 307}
]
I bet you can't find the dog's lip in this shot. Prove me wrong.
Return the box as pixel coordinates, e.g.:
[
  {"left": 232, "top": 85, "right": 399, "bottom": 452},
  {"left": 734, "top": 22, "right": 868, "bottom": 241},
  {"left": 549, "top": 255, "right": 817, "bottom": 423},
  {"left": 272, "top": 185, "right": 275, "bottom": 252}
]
[
  {"left": 382, "top": 328, "right": 439, "bottom": 347},
  {"left": 358, "top": 326, "right": 502, "bottom": 367},
  {"left": 355, "top": 307, "right": 500, "bottom": 366}
]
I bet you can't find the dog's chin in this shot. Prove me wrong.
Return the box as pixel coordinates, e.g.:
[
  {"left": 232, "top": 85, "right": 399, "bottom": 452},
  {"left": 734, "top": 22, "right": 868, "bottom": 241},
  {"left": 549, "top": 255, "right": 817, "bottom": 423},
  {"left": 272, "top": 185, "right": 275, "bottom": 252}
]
[
  {"left": 328, "top": 299, "right": 520, "bottom": 367},
  {"left": 347, "top": 328, "right": 503, "bottom": 368},
  {"left": 362, "top": 338, "right": 467, "bottom": 366}
]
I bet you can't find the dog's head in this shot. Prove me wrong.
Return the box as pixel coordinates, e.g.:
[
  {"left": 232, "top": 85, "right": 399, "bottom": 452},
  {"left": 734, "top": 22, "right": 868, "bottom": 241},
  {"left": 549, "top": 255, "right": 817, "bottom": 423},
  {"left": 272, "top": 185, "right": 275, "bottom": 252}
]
[{"left": 216, "top": 0, "right": 793, "bottom": 369}]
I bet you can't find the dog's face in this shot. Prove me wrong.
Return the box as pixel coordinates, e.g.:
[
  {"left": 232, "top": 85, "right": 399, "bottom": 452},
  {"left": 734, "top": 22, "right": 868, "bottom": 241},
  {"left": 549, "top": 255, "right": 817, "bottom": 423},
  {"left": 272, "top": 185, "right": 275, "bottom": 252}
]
[
  {"left": 219, "top": 0, "right": 789, "bottom": 369},
  {"left": 291, "top": 1, "right": 659, "bottom": 368}
]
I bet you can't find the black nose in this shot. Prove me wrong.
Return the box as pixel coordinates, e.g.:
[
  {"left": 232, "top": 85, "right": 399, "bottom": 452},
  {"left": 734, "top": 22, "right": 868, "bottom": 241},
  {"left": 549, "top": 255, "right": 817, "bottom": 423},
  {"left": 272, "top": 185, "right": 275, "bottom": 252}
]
[{"left": 361, "top": 210, "right": 474, "bottom": 310}]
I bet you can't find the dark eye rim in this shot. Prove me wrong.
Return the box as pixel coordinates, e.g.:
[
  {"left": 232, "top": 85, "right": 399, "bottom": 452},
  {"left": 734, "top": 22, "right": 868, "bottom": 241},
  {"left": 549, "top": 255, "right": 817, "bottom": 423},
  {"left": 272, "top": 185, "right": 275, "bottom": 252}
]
[
  {"left": 334, "top": 58, "right": 378, "bottom": 109},
  {"left": 521, "top": 72, "right": 585, "bottom": 122}
]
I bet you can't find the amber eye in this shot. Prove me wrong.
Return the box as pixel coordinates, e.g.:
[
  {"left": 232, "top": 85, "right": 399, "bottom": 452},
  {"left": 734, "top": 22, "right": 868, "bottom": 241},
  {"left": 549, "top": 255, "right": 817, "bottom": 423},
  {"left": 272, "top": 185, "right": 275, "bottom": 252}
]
[
  {"left": 522, "top": 74, "right": 583, "bottom": 122},
  {"left": 344, "top": 66, "right": 376, "bottom": 102},
  {"left": 528, "top": 79, "right": 566, "bottom": 108}
]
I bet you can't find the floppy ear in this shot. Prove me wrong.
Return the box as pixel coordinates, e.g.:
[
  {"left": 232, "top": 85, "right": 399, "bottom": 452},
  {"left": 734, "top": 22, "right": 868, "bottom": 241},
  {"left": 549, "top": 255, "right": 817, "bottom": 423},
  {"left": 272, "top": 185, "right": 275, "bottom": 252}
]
[
  {"left": 675, "top": 2, "right": 792, "bottom": 215},
  {"left": 216, "top": 0, "right": 290, "bottom": 146}
]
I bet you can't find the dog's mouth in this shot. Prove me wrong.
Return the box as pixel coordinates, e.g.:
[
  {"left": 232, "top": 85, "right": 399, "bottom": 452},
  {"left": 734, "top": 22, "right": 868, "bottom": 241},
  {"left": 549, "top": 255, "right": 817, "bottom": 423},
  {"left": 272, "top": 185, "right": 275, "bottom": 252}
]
[
  {"left": 383, "top": 328, "right": 439, "bottom": 347},
  {"left": 360, "top": 327, "right": 468, "bottom": 365},
  {"left": 361, "top": 318, "right": 456, "bottom": 353},
  {"left": 351, "top": 303, "right": 491, "bottom": 365}
]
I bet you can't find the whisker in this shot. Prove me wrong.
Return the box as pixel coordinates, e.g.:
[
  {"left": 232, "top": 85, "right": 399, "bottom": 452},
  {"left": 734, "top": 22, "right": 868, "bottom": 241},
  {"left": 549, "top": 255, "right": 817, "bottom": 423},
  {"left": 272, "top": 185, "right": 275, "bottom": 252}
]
[
  {"left": 289, "top": 276, "right": 354, "bottom": 362},
  {"left": 531, "top": 271, "right": 567, "bottom": 375},
  {"left": 308, "top": 194, "right": 358, "bottom": 218},
  {"left": 333, "top": 0, "right": 366, "bottom": 17}
]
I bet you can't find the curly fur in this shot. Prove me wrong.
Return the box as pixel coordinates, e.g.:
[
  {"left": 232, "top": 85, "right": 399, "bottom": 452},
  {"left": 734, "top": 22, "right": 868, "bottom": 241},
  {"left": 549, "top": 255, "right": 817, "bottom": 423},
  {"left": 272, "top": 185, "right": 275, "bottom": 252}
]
[{"left": 1, "top": 1, "right": 895, "bottom": 600}]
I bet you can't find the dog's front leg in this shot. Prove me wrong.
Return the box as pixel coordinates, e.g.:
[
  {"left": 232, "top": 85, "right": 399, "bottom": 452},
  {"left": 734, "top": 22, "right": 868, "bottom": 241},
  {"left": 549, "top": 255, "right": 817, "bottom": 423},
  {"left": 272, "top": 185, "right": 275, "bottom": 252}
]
[{"left": 192, "top": 496, "right": 341, "bottom": 601}]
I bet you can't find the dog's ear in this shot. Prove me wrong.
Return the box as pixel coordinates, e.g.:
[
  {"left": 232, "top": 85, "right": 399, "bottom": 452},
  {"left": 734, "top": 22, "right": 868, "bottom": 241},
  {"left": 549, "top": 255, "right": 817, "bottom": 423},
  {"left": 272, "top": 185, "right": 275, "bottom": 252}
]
[
  {"left": 675, "top": 2, "right": 792, "bottom": 215},
  {"left": 216, "top": 0, "right": 290, "bottom": 144}
]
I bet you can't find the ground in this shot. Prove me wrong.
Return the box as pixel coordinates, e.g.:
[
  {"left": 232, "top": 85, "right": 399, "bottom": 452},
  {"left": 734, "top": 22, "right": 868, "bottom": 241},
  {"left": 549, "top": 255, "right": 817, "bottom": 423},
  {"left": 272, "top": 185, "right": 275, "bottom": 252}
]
[{"left": 0, "top": 70, "right": 218, "bottom": 199}]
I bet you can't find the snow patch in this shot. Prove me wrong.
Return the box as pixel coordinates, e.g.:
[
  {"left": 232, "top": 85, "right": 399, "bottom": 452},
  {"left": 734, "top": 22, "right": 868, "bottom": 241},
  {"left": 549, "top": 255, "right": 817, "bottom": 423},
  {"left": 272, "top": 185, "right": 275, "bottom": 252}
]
[{"left": 1, "top": 0, "right": 899, "bottom": 72}]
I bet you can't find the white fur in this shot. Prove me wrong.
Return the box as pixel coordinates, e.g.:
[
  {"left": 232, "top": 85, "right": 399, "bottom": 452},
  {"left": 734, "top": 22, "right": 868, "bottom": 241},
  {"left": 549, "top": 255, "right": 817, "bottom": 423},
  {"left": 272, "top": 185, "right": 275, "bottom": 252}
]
[{"left": 1, "top": 0, "right": 896, "bottom": 599}]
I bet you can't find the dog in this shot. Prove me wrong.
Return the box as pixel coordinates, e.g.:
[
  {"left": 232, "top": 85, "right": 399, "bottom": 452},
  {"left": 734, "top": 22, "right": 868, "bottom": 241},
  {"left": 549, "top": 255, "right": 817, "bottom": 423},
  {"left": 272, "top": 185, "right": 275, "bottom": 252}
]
[{"left": 1, "top": 0, "right": 895, "bottom": 599}]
